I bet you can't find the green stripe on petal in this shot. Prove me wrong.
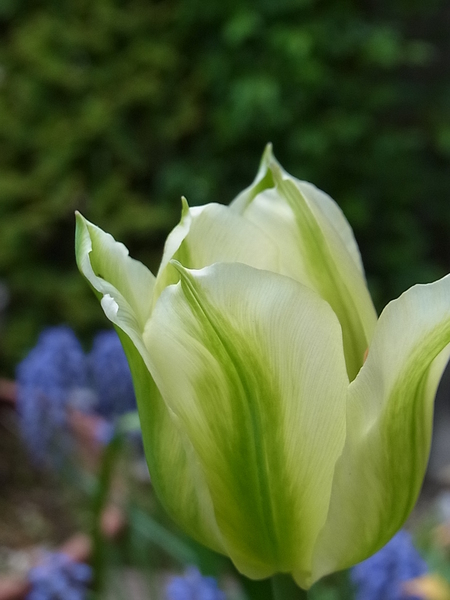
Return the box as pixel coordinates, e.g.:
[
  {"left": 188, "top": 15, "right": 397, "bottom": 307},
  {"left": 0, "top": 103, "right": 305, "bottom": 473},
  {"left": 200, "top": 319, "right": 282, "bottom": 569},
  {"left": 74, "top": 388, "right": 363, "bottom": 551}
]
[
  {"left": 230, "top": 148, "right": 377, "bottom": 381},
  {"left": 312, "top": 275, "right": 450, "bottom": 583},
  {"left": 153, "top": 201, "right": 281, "bottom": 306},
  {"left": 144, "top": 263, "right": 348, "bottom": 587},
  {"left": 272, "top": 167, "right": 376, "bottom": 380}
]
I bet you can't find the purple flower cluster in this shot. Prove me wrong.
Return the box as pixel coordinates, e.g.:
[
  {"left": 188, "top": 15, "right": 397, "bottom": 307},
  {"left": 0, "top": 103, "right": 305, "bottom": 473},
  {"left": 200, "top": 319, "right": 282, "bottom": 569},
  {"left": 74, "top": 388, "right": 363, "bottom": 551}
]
[
  {"left": 350, "top": 530, "right": 428, "bottom": 600},
  {"left": 165, "top": 567, "right": 226, "bottom": 600},
  {"left": 26, "top": 551, "right": 92, "bottom": 600},
  {"left": 89, "top": 330, "right": 136, "bottom": 418},
  {"left": 16, "top": 326, "right": 88, "bottom": 465},
  {"left": 16, "top": 326, "right": 136, "bottom": 465}
]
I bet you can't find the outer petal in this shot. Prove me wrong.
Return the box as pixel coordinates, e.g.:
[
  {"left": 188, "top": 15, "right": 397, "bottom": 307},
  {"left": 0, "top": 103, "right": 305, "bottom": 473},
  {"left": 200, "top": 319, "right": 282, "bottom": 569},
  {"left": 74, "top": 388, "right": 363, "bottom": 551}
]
[
  {"left": 75, "top": 213, "right": 225, "bottom": 553},
  {"left": 75, "top": 212, "right": 154, "bottom": 347},
  {"left": 312, "top": 275, "right": 450, "bottom": 583},
  {"left": 231, "top": 147, "right": 377, "bottom": 380},
  {"left": 231, "top": 145, "right": 364, "bottom": 275},
  {"left": 152, "top": 198, "right": 280, "bottom": 305},
  {"left": 116, "top": 330, "right": 225, "bottom": 553},
  {"left": 144, "top": 262, "right": 349, "bottom": 587}
]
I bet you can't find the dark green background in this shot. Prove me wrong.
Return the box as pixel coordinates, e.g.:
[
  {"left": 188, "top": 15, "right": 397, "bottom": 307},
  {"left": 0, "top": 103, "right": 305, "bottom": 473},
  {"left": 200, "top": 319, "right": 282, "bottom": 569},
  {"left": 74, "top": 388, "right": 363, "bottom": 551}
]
[{"left": 1, "top": 0, "right": 450, "bottom": 374}]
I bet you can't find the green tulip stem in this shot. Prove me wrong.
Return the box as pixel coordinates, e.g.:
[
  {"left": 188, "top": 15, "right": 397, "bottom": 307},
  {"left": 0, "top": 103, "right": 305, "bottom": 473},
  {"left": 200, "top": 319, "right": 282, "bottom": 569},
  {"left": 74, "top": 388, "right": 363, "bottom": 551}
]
[{"left": 270, "top": 574, "right": 308, "bottom": 600}]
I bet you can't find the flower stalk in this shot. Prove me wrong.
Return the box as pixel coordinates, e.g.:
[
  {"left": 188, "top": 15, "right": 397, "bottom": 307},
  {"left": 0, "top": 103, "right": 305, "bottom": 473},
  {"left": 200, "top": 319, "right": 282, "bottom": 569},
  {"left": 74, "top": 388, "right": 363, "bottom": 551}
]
[{"left": 271, "top": 574, "right": 308, "bottom": 599}]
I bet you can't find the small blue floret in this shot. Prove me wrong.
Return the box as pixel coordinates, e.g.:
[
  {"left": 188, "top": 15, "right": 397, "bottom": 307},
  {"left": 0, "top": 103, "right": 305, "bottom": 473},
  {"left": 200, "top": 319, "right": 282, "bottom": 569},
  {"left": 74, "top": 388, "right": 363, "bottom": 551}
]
[
  {"left": 16, "top": 326, "right": 138, "bottom": 466},
  {"left": 16, "top": 326, "right": 88, "bottom": 466},
  {"left": 350, "top": 530, "right": 427, "bottom": 600},
  {"left": 88, "top": 329, "right": 136, "bottom": 418},
  {"left": 165, "top": 566, "right": 226, "bottom": 600},
  {"left": 26, "top": 551, "right": 92, "bottom": 600}
]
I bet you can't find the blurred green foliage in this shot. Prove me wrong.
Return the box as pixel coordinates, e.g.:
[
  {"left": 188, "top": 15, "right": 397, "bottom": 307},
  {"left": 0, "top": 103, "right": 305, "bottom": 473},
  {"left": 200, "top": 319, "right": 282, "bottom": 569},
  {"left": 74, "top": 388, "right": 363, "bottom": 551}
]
[{"left": 1, "top": 0, "right": 450, "bottom": 374}]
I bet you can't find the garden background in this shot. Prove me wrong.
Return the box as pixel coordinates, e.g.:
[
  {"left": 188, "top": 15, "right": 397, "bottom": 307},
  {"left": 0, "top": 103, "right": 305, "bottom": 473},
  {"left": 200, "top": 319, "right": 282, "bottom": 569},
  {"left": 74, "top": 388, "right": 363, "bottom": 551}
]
[
  {"left": 1, "top": 0, "right": 450, "bottom": 375},
  {"left": 2, "top": 1, "right": 450, "bottom": 598}
]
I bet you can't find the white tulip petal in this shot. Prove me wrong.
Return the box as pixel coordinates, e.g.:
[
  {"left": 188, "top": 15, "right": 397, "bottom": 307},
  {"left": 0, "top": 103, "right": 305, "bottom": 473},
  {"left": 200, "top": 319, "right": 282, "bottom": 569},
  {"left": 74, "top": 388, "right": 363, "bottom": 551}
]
[
  {"left": 145, "top": 262, "right": 348, "bottom": 586},
  {"left": 75, "top": 213, "right": 225, "bottom": 553},
  {"left": 75, "top": 212, "right": 154, "bottom": 360},
  {"left": 153, "top": 200, "right": 281, "bottom": 305},
  {"left": 116, "top": 330, "right": 225, "bottom": 553},
  {"left": 230, "top": 147, "right": 377, "bottom": 380},
  {"left": 312, "top": 275, "right": 450, "bottom": 582}
]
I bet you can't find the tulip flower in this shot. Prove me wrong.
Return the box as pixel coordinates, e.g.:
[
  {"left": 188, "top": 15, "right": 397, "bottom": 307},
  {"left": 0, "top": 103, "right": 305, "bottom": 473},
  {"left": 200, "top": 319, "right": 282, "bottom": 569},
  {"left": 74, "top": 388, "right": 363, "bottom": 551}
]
[{"left": 75, "top": 146, "right": 450, "bottom": 591}]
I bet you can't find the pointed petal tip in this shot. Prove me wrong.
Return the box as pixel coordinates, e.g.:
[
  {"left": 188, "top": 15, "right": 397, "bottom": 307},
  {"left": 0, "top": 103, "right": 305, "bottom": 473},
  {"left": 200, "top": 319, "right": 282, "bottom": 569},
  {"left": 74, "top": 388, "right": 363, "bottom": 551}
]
[
  {"left": 263, "top": 142, "right": 281, "bottom": 169},
  {"left": 74, "top": 210, "right": 89, "bottom": 227},
  {"left": 181, "top": 196, "right": 190, "bottom": 216},
  {"left": 167, "top": 259, "right": 198, "bottom": 288},
  {"left": 263, "top": 141, "right": 273, "bottom": 159},
  {"left": 74, "top": 210, "right": 85, "bottom": 233},
  {"left": 74, "top": 212, "right": 102, "bottom": 251},
  {"left": 167, "top": 259, "right": 198, "bottom": 287},
  {"left": 75, "top": 212, "right": 93, "bottom": 272},
  {"left": 260, "top": 143, "right": 280, "bottom": 175}
]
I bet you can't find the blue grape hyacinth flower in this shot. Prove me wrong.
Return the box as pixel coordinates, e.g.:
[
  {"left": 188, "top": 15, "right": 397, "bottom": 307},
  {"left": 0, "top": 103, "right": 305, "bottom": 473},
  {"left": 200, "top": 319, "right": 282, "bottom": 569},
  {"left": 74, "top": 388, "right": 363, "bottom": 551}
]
[
  {"left": 165, "top": 566, "right": 226, "bottom": 600},
  {"left": 350, "top": 530, "right": 428, "bottom": 600},
  {"left": 16, "top": 325, "right": 138, "bottom": 465},
  {"left": 26, "top": 551, "right": 92, "bottom": 600},
  {"left": 89, "top": 329, "right": 136, "bottom": 418},
  {"left": 16, "top": 326, "right": 89, "bottom": 465}
]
